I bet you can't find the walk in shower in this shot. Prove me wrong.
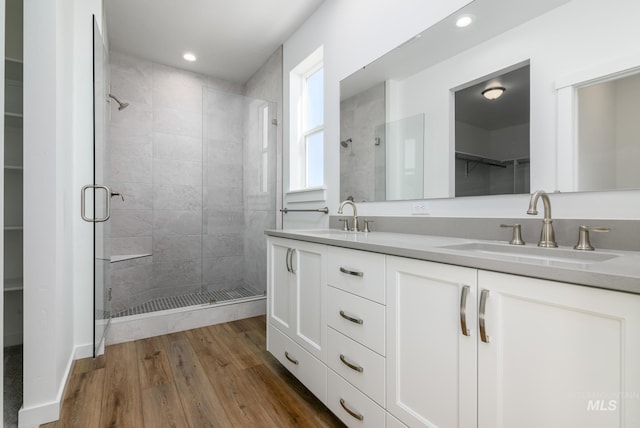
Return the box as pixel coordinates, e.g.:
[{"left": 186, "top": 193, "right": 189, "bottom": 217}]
[{"left": 107, "top": 53, "right": 277, "bottom": 320}]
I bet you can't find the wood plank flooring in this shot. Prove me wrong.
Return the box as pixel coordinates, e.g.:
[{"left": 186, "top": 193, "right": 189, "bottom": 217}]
[{"left": 41, "top": 316, "right": 345, "bottom": 428}]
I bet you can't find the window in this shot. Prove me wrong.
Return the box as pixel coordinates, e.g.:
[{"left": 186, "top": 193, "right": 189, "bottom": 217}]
[{"left": 289, "top": 47, "right": 324, "bottom": 191}]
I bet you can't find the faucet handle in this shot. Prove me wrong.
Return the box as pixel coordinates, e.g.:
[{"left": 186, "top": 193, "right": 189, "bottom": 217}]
[
  {"left": 574, "top": 225, "right": 610, "bottom": 251},
  {"left": 338, "top": 218, "right": 350, "bottom": 231},
  {"left": 363, "top": 219, "right": 374, "bottom": 233},
  {"left": 500, "top": 224, "right": 525, "bottom": 245}
]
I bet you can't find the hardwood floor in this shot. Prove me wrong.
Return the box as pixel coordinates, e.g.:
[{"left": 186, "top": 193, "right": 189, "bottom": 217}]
[{"left": 41, "top": 316, "right": 345, "bottom": 428}]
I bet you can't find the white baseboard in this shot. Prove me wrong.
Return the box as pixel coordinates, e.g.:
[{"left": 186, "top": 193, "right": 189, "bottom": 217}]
[
  {"left": 18, "top": 341, "right": 92, "bottom": 428},
  {"left": 74, "top": 342, "right": 94, "bottom": 360}
]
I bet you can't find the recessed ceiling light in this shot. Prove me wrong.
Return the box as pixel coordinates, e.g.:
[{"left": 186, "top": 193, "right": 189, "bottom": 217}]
[
  {"left": 183, "top": 53, "right": 197, "bottom": 62},
  {"left": 482, "top": 86, "right": 506, "bottom": 100},
  {"left": 456, "top": 15, "right": 474, "bottom": 28}
]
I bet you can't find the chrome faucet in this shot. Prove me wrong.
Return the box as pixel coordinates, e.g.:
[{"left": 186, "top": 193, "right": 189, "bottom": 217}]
[
  {"left": 526, "top": 190, "right": 558, "bottom": 247},
  {"left": 338, "top": 200, "right": 359, "bottom": 232}
]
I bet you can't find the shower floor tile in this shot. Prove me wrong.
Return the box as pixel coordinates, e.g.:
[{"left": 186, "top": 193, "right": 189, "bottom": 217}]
[{"left": 112, "top": 287, "right": 260, "bottom": 318}]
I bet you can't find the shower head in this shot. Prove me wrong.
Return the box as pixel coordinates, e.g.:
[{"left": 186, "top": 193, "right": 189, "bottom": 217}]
[
  {"left": 108, "top": 93, "right": 129, "bottom": 111},
  {"left": 341, "top": 138, "right": 352, "bottom": 148}
]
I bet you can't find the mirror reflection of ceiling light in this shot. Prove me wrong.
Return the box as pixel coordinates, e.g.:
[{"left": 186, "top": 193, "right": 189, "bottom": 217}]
[
  {"left": 183, "top": 52, "right": 197, "bottom": 62},
  {"left": 456, "top": 15, "right": 474, "bottom": 28},
  {"left": 482, "top": 86, "right": 506, "bottom": 100}
]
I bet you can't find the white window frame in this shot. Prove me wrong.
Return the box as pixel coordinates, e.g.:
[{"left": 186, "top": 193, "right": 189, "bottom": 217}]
[{"left": 288, "top": 46, "right": 324, "bottom": 197}]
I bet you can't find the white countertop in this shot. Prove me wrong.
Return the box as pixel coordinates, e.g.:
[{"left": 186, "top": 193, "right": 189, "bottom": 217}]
[{"left": 265, "top": 229, "right": 640, "bottom": 295}]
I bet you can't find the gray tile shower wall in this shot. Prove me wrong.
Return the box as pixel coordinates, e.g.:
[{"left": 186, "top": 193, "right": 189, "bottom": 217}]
[
  {"left": 108, "top": 47, "right": 282, "bottom": 312},
  {"left": 108, "top": 51, "right": 246, "bottom": 312}
]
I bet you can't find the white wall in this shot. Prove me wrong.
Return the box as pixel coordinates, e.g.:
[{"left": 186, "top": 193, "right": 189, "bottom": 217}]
[
  {"left": 282, "top": 0, "right": 472, "bottom": 229},
  {"left": 283, "top": 0, "right": 640, "bottom": 223},
  {"left": 21, "top": 0, "right": 102, "bottom": 426}
]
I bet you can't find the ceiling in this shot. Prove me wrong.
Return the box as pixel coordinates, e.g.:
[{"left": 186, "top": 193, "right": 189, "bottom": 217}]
[
  {"left": 106, "top": 0, "right": 325, "bottom": 84},
  {"left": 455, "top": 64, "right": 530, "bottom": 130}
]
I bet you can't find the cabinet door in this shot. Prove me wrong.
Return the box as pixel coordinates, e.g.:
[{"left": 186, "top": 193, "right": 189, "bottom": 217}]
[
  {"left": 386, "top": 256, "right": 477, "bottom": 428},
  {"left": 267, "top": 237, "right": 295, "bottom": 337},
  {"left": 291, "top": 240, "right": 327, "bottom": 362},
  {"left": 478, "top": 270, "right": 640, "bottom": 428}
]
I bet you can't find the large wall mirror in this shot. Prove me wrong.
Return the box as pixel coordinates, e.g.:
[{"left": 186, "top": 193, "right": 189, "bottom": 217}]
[{"left": 340, "top": 0, "right": 640, "bottom": 201}]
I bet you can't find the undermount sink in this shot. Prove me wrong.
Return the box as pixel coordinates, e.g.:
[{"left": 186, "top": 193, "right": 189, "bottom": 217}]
[
  {"left": 308, "top": 229, "right": 358, "bottom": 235},
  {"left": 439, "top": 242, "right": 620, "bottom": 265}
]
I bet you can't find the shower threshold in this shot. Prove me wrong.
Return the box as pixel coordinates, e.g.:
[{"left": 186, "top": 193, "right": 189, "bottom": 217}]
[{"left": 112, "top": 287, "right": 261, "bottom": 318}]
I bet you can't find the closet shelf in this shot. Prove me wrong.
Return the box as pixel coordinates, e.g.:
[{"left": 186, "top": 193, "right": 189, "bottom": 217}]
[
  {"left": 5, "top": 57, "right": 23, "bottom": 81},
  {"left": 4, "top": 165, "right": 23, "bottom": 171},
  {"left": 4, "top": 278, "right": 23, "bottom": 292},
  {"left": 4, "top": 112, "right": 23, "bottom": 119},
  {"left": 4, "top": 226, "right": 23, "bottom": 231},
  {"left": 456, "top": 151, "right": 530, "bottom": 174}
]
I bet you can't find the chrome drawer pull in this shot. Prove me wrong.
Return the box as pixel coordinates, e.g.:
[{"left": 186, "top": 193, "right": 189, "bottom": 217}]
[
  {"left": 339, "top": 267, "right": 363, "bottom": 277},
  {"left": 339, "top": 398, "right": 364, "bottom": 421},
  {"left": 284, "top": 351, "right": 299, "bottom": 365},
  {"left": 460, "top": 285, "right": 471, "bottom": 336},
  {"left": 479, "top": 289, "right": 490, "bottom": 343},
  {"left": 339, "top": 310, "right": 364, "bottom": 325},
  {"left": 340, "top": 354, "right": 364, "bottom": 373}
]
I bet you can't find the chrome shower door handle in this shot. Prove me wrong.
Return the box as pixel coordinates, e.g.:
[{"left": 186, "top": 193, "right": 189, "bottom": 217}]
[{"left": 81, "top": 184, "right": 112, "bottom": 222}]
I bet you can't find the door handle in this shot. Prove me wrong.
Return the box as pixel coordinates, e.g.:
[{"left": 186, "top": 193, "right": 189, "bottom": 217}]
[
  {"left": 285, "top": 248, "right": 291, "bottom": 273},
  {"left": 81, "top": 184, "right": 112, "bottom": 222},
  {"left": 460, "top": 285, "right": 471, "bottom": 336},
  {"left": 479, "top": 289, "right": 490, "bottom": 343},
  {"left": 289, "top": 248, "right": 296, "bottom": 274}
]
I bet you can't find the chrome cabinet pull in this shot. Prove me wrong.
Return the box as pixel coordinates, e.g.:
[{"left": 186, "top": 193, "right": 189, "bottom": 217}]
[
  {"left": 479, "top": 289, "right": 490, "bottom": 343},
  {"left": 289, "top": 249, "right": 296, "bottom": 274},
  {"left": 284, "top": 351, "right": 299, "bottom": 365},
  {"left": 339, "top": 267, "right": 363, "bottom": 277},
  {"left": 340, "top": 354, "right": 364, "bottom": 373},
  {"left": 339, "top": 310, "right": 364, "bottom": 325},
  {"left": 81, "top": 184, "right": 112, "bottom": 222},
  {"left": 285, "top": 248, "right": 291, "bottom": 273},
  {"left": 339, "top": 398, "right": 364, "bottom": 421},
  {"left": 460, "top": 285, "right": 471, "bottom": 336}
]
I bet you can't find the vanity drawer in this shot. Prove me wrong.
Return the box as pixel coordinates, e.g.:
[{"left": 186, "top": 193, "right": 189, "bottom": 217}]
[
  {"left": 267, "top": 324, "right": 327, "bottom": 404},
  {"left": 327, "top": 369, "right": 385, "bottom": 428},
  {"left": 328, "top": 246, "right": 385, "bottom": 304},
  {"left": 327, "top": 286, "right": 385, "bottom": 356},
  {"left": 327, "top": 327, "right": 385, "bottom": 407}
]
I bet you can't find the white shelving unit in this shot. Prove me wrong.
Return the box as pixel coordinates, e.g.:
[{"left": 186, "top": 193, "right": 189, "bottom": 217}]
[{"left": 4, "top": 56, "right": 24, "bottom": 346}]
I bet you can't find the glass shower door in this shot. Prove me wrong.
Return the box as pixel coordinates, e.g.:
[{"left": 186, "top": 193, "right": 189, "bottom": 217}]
[{"left": 89, "top": 16, "right": 111, "bottom": 356}]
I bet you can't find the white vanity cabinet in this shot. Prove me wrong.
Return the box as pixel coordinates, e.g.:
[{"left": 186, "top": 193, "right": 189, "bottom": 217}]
[
  {"left": 266, "top": 233, "right": 640, "bottom": 427},
  {"left": 266, "top": 237, "right": 327, "bottom": 365},
  {"left": 477, "top": 270, "right": 640, "bottom": 428},
  {"left": 386, "top": 255, "right": 640, "bottom": 428},
  {"left": 386, "top": 256, "right": 478, "bottom": 428}
]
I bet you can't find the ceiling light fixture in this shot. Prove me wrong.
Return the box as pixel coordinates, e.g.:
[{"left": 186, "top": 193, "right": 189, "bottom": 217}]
[
  {"left": 482, "top": 86, "right": 506, "bottom": 100},
  {"left": 183, "top": 52, "right": 197, "bottom": 62},
  {"left": 456, "top": 15, "right": 474, "bottom": 28}
]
